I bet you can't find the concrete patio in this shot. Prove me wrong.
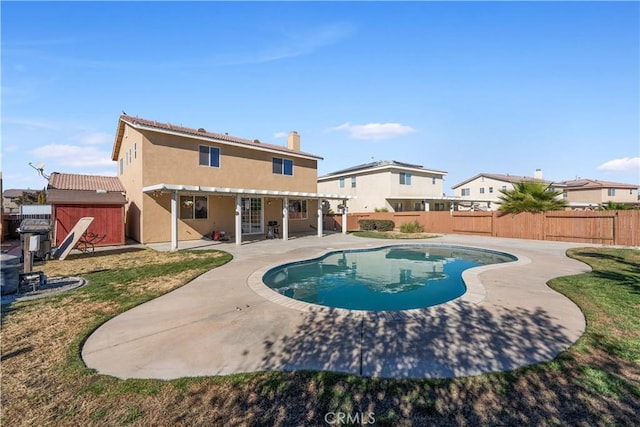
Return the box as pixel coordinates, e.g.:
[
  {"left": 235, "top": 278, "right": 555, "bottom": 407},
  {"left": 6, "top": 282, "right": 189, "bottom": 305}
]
[{"left": 82, "top": 233, "right": 593, "bottom": 380}]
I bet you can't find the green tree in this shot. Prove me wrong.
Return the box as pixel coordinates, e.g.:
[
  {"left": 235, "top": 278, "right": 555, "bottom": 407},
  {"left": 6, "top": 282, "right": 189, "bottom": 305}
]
[
  {"left": 497, "top": 181, "right": 567, "bottom": 213},
  {"left": 37, "top": 187, "right": 47, "bottom": 204}
]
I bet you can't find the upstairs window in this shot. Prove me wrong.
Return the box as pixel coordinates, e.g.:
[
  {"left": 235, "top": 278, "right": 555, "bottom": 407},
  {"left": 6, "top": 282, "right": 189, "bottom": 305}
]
[
  {"left": 339, "top": 177, "right": 345, "bottom": 188},
  {"left": 199, "top": 146, "right": 220, "bottom": 167},
  {"left": 351, "top": 176, "right": 357, "bottom": 188},
  {"left": 480, "top": 188, "right": 485, "bottom": 194},
  {"left": 608, "top": 188, "right": 616, "bottom": 197},
  {"left": 489, "top": 187, "right": 493, "bottom": 193},
  {"left": 399, "top": 172, "right": 412, "bottom": 185},
  {"left": 461, "top": 188, "right": 470, "bottom": 196},
  {"left": 432, "top": 176, "right": 437, "bottom": 184},
  {"left": 119, "top": 158, "right": 123, "bottom": 175},
  {"left": 273, "top": 157, "right": 293, "bottom": 176}
]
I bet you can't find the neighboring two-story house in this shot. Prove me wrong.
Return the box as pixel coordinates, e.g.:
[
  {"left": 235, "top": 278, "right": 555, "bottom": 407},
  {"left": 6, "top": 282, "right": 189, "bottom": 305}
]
[
  {"left": 553, "top": 179, "right": 639, "bottom": 209},
  {"left": 317, "top": 160, "right": 451, "bottom": 213},
  {"left": 112, "top": 115, "right": 351, "bottom": 248},
  {"left": 452, "top": 171, "right": 639, "bottom": 211},
  {"left": 451, "top": 170, "right": 549, "bottom": 211}
]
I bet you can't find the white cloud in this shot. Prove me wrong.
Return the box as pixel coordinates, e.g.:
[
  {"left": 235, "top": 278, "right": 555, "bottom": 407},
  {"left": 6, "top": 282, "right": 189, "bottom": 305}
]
[
  {"left": 597, "top": 157, "right": 640, "bottom": 172},
  {"left": 273, "top": 131, "right": 287, "bottom": 139},
  {"left": 3, "top": 117, "right": 63, "bottom": 130},
  {"left": 76, "top": 132, "right": 112, "bottom": 145},
  {"left": 329, "top": 122, "right": 416, "bottom": 140},
  {"left": 29, "top": 144, "right": 114, "bottom": 168},
  {"left": 216, "top": 22, "right": 356, "bottom": 66}
]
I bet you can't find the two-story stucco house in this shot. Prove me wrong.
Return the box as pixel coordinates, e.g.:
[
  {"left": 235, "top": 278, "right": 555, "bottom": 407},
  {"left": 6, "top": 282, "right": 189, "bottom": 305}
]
[
  {"left": 451, "top": 170, "right": 549, "bottom": 211},
  {"left": 553, "top": 179, "right": 639, "bottom": 209},
  {"left": 317, "top": 160, "right": 451, "bottom": 213},
  {"left": 112, "top": 115, "right": 351, "bottom": 248}
]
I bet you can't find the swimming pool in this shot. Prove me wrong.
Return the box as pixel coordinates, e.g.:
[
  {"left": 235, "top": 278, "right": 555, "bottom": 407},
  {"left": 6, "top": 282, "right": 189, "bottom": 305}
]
[{"left": 262, "top": 245, "right": 517, "bottom": 311}]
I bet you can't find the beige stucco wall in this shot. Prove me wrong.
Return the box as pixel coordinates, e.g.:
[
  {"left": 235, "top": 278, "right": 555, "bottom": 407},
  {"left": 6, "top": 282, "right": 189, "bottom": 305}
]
[
  {"left": 140, "top": 130, "right": 317, "bottom": 192},
  {"left": 565, "top": 187, "right": 638, "bottom": 204},
  {"left": 318, "top": 169, "right": 445, "bottom": 213},
  {"left": 117, "top": 125, "right": 144, "bottom": 242},
  {"left": 115, "top": 124, "right": 321, "bottom": 243},
  {"left": 139, "top": 194, "right": 319, "bottom": 244},
  {"left": 453, "top": 177, "right": 512, "bottom": 204}
]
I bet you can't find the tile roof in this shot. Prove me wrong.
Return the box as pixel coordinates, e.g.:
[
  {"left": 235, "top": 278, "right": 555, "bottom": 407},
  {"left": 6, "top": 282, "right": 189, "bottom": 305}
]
[
  {"left": 3, "top": 189, "right": 40, "bottom": 198},
  {"left": 113, "top": 114, "right": 323, "bottom": 161},
  {"left": 319, "top": 160, "right": 447, "bottom": 178},
  {"left": 554, "top": 178, "right": 638, "bottom": 190},
  {"left": 48, "top": 173, "right": 125, "bottom": 192}
]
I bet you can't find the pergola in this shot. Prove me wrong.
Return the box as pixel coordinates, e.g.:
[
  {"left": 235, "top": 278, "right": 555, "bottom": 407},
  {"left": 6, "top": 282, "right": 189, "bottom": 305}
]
[{"left": 143, "top": 183, "right": 355, "bottom": 250}]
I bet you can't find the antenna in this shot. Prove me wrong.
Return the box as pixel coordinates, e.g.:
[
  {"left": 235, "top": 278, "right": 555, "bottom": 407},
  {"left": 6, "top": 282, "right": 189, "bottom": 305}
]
[{"left": 29, "top": 162, "right": 50, "bottom": 181}]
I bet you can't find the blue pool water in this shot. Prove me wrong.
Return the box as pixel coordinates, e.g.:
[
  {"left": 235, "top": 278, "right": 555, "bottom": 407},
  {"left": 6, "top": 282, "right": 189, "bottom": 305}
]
[{"left": 262, "top": 245, "right": 516, "bottom": 311}]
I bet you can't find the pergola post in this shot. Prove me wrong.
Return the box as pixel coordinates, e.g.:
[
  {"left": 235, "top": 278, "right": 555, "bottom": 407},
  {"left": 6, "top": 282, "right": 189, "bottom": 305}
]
[
  {"left": 317, "top": 198, "right": 323, "bottom": 237},
  {"left": 235, "top": 195, "right": 242, "bottom": 245},
  {"left": 282, "top": 196, "right": 289, "bottom": 241},
  {"left": 171, "top": 191, "right": 178, "bottom": 251},
  {"left": 342, "top": 199, "right": 348, "bottom": 234}
]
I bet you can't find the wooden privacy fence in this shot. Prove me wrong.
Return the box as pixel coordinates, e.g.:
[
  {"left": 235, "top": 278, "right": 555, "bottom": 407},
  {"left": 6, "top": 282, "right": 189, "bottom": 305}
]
[{"left": 344, "top": 210, "right": 640, "bottom": 246}]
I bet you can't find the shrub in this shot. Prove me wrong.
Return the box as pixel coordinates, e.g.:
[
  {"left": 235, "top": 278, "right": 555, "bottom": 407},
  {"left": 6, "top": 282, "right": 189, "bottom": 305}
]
[
  {"left": 374, "top": 207, "right": 389, "bottom": 212},
  {"left": 359, "top": 219, "right": 394, "bottom": 232},
  {"left": 399, "top": 220, "right": 424, "bottom": 233}
]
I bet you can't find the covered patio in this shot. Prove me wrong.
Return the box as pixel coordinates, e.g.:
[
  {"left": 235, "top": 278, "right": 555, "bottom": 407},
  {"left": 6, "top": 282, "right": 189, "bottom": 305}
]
[{"left": 143, "top": 183, "right": 354, "bottom": 249}]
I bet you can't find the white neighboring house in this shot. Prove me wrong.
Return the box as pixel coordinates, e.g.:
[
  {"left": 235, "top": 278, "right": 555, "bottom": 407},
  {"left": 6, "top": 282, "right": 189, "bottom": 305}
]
[
  {"left": 317, "top": 160, "right": 452, "bottom": 213},
  {"left": 451, "top": 170, "right": 550, "bottom": 211}
]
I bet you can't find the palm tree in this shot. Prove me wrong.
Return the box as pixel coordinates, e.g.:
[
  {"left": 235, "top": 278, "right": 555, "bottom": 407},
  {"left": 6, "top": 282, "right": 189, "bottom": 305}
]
[{"left": 497, "top": 181, "right": 567, "bottom": 213}]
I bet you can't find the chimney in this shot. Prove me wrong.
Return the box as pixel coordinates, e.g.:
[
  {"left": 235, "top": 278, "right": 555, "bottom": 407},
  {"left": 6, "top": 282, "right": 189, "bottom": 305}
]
[
  {"left": 287, "top": 131, "right": 300, "bottom": 151},
  {"left": 534, "top": 169, "right": 543, "bottom": 180}
]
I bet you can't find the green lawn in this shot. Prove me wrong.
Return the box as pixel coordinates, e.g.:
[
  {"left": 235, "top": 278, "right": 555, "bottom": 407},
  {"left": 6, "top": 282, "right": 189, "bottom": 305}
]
[{"left": 1, "top": 247, "right": 638, "bottom": 426}]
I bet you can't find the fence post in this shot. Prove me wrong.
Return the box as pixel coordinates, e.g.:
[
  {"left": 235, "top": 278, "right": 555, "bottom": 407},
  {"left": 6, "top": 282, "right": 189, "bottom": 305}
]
[
  {"left": 491, "top": 211, "right": 496, "bottom": 237},
  {"left": 613, "top": 211, "right": 617, "bottom": 245}
]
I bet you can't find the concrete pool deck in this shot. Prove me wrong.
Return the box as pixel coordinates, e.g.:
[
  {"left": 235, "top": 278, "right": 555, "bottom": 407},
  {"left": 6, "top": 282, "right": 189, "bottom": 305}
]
[{"left": 82, "top": 233, "right": 593, "bottom": 380}]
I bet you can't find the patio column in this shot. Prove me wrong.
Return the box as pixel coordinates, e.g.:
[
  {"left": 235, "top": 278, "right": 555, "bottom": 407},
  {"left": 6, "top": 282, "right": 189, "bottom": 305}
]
[
  {"left": 171, "top": 191, "right": 178, "bottom": 251},
  {"left": 235, "top": 195, "right": 242, "bottom": 245},
  {"left": 424, "top": 200, "right": 430, "bottom": 211},
  {"left": 317, "top": 198, "right": 323, "bottom": 237},
  {"left": 282, "top": 196, "right": 289, "bottom": 241},
  {"left": 342, "top": 199, "right": 348, "bottom": 234}
]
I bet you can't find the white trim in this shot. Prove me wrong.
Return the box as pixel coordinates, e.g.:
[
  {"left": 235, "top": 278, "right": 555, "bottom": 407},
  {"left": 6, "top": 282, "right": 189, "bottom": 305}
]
[
  {"left": 127, "top": 121, "right": 321, "bottom": 161},
  {"left": 142, "top": 183, "right": 355, "bottom": 200}
]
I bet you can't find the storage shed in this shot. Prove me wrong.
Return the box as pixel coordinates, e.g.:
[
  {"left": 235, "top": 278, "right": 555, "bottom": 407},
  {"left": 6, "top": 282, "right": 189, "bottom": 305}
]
[{"left": 47, "top": 173, "right": 126, "bottom": 246}]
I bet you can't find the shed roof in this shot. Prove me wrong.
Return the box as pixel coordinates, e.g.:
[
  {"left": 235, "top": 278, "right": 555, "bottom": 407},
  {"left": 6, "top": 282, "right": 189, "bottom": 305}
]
[{"left": 48, "top": 173, "right": 125, "bottom": 192}]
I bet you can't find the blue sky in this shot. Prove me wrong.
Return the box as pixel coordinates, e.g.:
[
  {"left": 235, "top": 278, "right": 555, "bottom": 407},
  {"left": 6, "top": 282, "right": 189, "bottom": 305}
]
[{"left": 2, "top": 1, "right": 639, "bottom": 194}]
